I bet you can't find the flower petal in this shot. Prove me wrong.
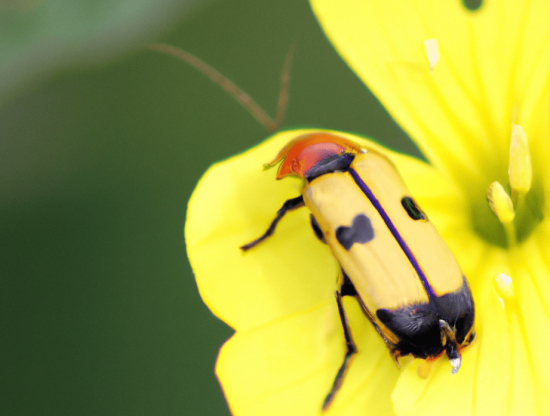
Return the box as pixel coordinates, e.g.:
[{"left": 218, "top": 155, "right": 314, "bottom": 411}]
[
  {"left": 216, "top": 296, "right": 399, "bottom": 415},
  {"left": 510, "top": 222, "right": 550, "bottom": 413},
  {"left": 310, "top": 0, "right": 550, "bottom": 191}
]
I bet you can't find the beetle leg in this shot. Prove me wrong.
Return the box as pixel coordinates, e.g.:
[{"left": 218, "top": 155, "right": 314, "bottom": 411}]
[
  {"left": 322, "top": 291, "right": 357, "bottom": 412},
  {"left": 389, "top": 348, "right": 402, "bottom": 368},
  {"left": 339, "top": 271, "right": 357, "bottom": 297},
  {"left": 240, "top": 195, "right": 304, "bottom": 251}
]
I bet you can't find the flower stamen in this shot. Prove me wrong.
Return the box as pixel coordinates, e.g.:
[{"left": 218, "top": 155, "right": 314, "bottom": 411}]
[
  {"left": 423, "top": 38, "right": 439, "bottom": 71},
  {"left": 487, "top": 181, "right": 515, "bottom": 224},
  {"left": 487, "top": 181, "right": 516, "bottom": 247},
  {"left": 494, "top": 273, "right": 516, "bottom": 312},
  {"left": 417, "top": 359, "right": 435, "bottom": 379},
  {"left": 508, "top": 124, "right": 532, "bottom": 201},
  {"left": 485, "top": 125, "right": 536, "bottom": 246}
]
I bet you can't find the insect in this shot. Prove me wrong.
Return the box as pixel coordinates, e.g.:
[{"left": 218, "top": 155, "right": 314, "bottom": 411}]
[
  {"left": 241, "top": 132, "right": 476, "bottom": 411},
  {"left": 152, "top": 43, "right": 476, "bottom": 411}
]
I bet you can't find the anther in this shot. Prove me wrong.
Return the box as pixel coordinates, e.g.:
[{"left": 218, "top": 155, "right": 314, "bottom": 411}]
[
  {"left": 494, "top": 273, "right": 515, "bottom": 301},
  {"left": 487, "top": 181, "right": 515, "bottom": 223},
  {"left": 417, "top": 360, "right": 435, "bottom": 379},
  {"left": 509, "top": 124, "right": 532, "bottom": 194},
  {"left": 423, "top": 38, "right": 439, "bottom": 71}
]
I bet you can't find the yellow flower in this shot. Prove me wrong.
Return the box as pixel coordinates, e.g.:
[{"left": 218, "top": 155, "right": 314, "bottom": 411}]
[{"left": 186, "top": 0, "right": 550, "bottom": 415}]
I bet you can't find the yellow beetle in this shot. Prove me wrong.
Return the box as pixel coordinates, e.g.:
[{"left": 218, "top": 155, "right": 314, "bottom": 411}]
[{"left": 242, "top": 132, "right": 476, "bottom": 410}]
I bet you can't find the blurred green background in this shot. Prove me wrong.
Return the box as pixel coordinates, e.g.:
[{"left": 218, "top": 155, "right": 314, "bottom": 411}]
[{"left": 1, "top": 0, "right": 418, "bottom": 415}]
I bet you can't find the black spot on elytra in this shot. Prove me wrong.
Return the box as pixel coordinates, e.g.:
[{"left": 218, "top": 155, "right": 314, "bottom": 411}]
[
  {"left": 401, "top": 196, "right": 426, "bottom": 220},
  {"left": 462, "top": 0, "right": 482, "bottom": 12},
  {"left": 335, "top": 214, "right": 374, "bottom": 250}
]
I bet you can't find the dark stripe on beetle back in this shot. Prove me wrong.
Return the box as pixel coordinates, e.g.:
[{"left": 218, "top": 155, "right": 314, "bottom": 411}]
[
  {"left": 335, "top": 214, "right": 375, "bottom": 250},
  {"left": 349, "top": 168, "right": 436, "bottom": 299}
]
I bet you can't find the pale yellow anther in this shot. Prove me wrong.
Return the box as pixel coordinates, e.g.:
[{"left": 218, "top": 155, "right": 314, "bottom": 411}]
[
  {"left": 487, "top": 181, "right": 515, "bottom": 223},
  {"left": 417, "top": 359, "right": 434, "bottom": 379},
  {"left": 509, "top": 124, "right": 532, "bottom": 194},
  {"left": 495, "top": 273, "right": 515, "bottom": 300},
  {"left": 423, "top": 38, "right": 439, "bottom": 71}
]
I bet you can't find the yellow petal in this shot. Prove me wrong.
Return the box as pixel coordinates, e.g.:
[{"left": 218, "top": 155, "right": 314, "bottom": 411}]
[
  {"left": 216, "top": 300, "right": 339, "bottom": 416},
  {"left": 310, "top": 0, "right": 550, "bottom": 195},
  {"left": 510, "top": 224, "right": 550, "bottom": 413},
  {"left": 217, "top": 297, "right": 399, "bottom": 416},
  {"left": 508, "top": 309, "right": 539, "bottom": 416}
]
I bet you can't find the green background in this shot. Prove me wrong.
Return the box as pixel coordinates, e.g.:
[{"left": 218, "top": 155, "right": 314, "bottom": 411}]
[{"left": 1, "top": 0, "right": 418, "bottom": 415}]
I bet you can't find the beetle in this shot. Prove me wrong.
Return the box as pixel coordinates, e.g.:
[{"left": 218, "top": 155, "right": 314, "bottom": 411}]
[
  {"left": 241, "top": 132, "right": 476, "bottom": 410},
  {"left": 149, "top": 42, "right": 476, "bottom": 410}
]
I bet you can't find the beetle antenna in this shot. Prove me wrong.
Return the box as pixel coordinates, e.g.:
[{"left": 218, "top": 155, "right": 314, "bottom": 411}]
[
  {"left": 273, "top": 44, "right": 294, "bottom": 130},
  {"left": 145, "top": 43, "right": 294, "bottom": 133}
]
